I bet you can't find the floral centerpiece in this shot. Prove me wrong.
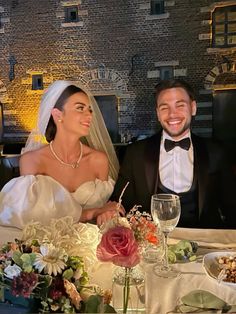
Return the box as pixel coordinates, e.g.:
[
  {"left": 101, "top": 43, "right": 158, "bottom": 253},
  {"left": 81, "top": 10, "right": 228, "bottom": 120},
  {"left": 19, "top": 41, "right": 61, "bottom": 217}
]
[
  {"left": 96, "top": 215, "right": 141, "bottom": 314},
  {"left": 0, "top": 217, "right": 115, "bottom": 313},
  {"left": 96, "top": 184, "right": 158, "bottom": 313},
  {"left": 127, "top": 205, "right": 158, "bottom": 247}
]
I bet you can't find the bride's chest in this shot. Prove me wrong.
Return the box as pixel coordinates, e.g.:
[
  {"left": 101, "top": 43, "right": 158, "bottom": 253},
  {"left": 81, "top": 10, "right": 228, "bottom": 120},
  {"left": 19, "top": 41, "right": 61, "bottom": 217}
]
[{"left": 43, "top": 164, "right": 96, "bottom": 193}]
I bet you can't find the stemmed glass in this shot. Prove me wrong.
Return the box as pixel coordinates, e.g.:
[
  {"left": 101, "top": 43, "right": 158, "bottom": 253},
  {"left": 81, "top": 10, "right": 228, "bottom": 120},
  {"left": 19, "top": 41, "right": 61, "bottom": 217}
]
[{"left": 151, "top": 193, "right": 181, "bottom": 278}]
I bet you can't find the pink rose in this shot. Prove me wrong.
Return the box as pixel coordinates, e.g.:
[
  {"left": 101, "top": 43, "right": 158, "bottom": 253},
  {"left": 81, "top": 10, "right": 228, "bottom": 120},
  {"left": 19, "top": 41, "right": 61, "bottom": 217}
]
[{"left": 96, "top": 226, "right": 140, "bottom": 268}]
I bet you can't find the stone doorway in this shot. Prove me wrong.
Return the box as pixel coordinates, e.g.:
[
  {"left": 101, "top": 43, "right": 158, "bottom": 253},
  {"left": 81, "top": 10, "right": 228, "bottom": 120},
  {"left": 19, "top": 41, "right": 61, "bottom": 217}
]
[
  {"left": 95, "top": 95, "right": 119, "bottom": 143},
  {"left": 0, "top": 102, "right": 3, "bottom": 142},
  {"left": 213, "top": 89, "right": 236, "bottom": 176},
  {"left": 213, "top": 89, "right": 236, "bottom": 143}
]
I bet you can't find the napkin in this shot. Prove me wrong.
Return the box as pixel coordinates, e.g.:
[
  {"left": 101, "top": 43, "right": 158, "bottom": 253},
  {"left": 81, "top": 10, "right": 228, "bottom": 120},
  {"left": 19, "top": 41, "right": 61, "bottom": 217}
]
[{"left": 175, "top": 290, "right": 236, "bottom": 313}]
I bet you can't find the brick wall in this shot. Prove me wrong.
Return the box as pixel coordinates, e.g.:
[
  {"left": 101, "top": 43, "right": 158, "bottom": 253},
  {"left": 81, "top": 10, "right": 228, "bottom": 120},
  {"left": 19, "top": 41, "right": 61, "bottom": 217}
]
[{"left": 0, "top": 0, "right": 235, "bottom": 143}]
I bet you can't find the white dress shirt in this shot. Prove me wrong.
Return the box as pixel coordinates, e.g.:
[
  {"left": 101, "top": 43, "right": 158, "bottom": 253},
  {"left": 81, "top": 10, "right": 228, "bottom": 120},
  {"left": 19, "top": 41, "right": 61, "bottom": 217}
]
[{"left": 159, "top": 131, "right": 194, "bottom": 193}]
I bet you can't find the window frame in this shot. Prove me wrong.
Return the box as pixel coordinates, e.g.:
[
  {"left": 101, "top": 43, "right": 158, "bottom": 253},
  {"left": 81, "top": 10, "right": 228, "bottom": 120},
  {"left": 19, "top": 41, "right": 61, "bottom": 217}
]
[
  {"left": 212, "top": 5, "right": 236, "bottom": 48},
  {"left": 65, "top": 6, "right": 79, "bottom": 23},
  {"left": 150, "top": 0, "right": 165, "bottom": 15},
  {"left": 32, "top": 74, "right": 43, "bottom": 90},
  {"left": 159, "top": 66, "right": 173, "bottom": 80}
]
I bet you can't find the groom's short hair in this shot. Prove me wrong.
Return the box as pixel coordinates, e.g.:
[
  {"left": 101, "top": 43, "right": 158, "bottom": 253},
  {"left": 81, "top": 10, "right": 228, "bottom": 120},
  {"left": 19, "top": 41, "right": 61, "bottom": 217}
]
[{"left": 155, "top": 79, "right": 196, "bottom": 105}]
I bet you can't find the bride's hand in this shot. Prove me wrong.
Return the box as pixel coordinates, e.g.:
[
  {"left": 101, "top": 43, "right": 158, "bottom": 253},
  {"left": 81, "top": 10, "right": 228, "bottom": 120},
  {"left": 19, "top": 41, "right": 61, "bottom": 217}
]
[
  {"left": 96, "top": 201, "right": 125, "bottom": 226},
  {"left": 79, "top": 201, "right": 125, "bottom": 224},
  {"left": 96, "top": 209, "right": 117, "bottom": 226},
  {"left": 99, "top": 201, "right": 125, "bottom": 215}
]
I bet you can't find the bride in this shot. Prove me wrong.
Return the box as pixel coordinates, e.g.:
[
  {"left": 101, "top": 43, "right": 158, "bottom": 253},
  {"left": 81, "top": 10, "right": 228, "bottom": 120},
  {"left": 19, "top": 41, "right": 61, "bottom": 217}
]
[{"left": 0, "top": 80, "right": 123, "bottom": 238}]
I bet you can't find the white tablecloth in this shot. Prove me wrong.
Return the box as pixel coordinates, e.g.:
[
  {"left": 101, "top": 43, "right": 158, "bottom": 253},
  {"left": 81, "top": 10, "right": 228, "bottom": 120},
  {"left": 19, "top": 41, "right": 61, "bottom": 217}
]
[
  {"left": 91, "top": 228, "right": 236, "bottom": 314},
  {"left": 171, "top": 227, "right": 236, "bottom": 248},
  {"left": 145, "top": 252, "right": 236, "bottom": 313},
  {"left": 1, "top": 226, "right": 236, "bottom": 313}
]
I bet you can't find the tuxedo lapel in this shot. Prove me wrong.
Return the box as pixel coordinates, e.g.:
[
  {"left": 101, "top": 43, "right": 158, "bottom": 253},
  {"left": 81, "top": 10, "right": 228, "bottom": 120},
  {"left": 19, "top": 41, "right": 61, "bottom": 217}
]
[
  {"left": 191, "top": 134, "right": 209, "bottom": 217},
  {"left": 144, "top": 133, "right": 161, "bottom": 194}
]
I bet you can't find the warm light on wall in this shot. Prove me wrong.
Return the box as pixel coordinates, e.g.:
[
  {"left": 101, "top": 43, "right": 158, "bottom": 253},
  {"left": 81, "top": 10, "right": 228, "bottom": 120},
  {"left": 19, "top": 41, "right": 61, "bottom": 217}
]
[{"left": 213, "top": 84, "right": 236, "bottom": 91}]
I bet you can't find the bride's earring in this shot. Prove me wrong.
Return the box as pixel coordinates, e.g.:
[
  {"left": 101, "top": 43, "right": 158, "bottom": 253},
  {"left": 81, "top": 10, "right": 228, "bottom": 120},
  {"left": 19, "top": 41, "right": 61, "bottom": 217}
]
[{"left": 58, "top": 119, "right": 62, "bottom": 122}]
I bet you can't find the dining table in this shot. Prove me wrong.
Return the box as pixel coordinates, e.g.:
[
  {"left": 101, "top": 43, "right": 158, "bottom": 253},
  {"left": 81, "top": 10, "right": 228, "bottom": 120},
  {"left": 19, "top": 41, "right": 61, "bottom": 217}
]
[
  {"left": 90, "top": 227, "right": 236, "bottom": 314},
  {"left": 0, "top": 226, "right": 236, "bottom": 313}
]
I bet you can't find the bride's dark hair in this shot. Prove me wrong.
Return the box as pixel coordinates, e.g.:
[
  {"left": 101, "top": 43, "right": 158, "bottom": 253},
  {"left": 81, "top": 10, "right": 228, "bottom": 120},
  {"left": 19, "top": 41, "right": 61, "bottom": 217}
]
[{"left": 45, "top": 85, "right": 85, "bottom": 142}]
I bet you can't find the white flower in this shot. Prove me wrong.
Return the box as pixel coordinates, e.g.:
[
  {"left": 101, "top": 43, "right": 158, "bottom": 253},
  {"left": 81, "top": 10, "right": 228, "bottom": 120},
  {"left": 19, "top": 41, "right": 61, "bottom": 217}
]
[
  {"left": 21, "top": 217, "right": 100, "bottom": 272},
  {"left": 34, "top": 243, "right": 67, "bottom": 276},
  {"left": 4, "top": 264, "right": 22, "bottom": 279},
  {"left": 66, "top": 223, "right": 100, "bottom": 271}
]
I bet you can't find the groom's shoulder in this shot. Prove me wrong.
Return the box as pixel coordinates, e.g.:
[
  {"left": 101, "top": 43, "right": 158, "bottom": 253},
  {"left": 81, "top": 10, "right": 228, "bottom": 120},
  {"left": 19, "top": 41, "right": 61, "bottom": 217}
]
[
  {"left": 191, "top": 132, "right": 226, "bottom": 167},
  {"left": 191, "top": 132, "right": 222, "bottom": 153}
]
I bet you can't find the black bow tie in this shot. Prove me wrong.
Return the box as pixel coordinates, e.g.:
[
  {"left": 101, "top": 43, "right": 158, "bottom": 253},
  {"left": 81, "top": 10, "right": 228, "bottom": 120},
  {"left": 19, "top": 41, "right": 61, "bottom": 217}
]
[{"left": 164, "top": 137, "right": 191, "bottom": 152}]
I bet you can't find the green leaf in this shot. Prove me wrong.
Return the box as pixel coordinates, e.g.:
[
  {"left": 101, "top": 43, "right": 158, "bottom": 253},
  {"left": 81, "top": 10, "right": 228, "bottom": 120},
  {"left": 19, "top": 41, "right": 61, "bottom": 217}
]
[
  {"left": 0, "top": 244, "right": 11, "bottom": 254},
  {"left": 67, "top": 255, "right": 84, "bottom": 270},
  {"left": 103, "top": 304, "right": 117, "bottom": 313},
  {"left": 168, "top": 240, "right": 198, "bottom": 263},
  {"left": 20, "top": 253, "right": 36, "bottom": 272},
  {"left": 84, "top": 295, "right": 102, "bottom": 313},
  {"left": 177, "top": 304, "right": 203, "bottom": 313},
  {"left": 31, "top": 240, "right": 39, "bottom": 247},
  {"left": 62, "top": 268, "right": 74, "bottom": 280},
  {"left": 21, "top": 253, "right": 36, "bottom": 264},
  {"left": 80, "top": 272, "right": 89, "bottom": 285},
  {"left": 181, "top": 290, "right": 228, "bottom": 310},
  {"left": 12, "top": 251, "right": 23, "bottom": 267},
  {"left": 175, "top": 250, "right": 185, "bottom": 260},
  {"left": 84, "top": 295, "right": 116, "bottom": 313},
  {"left": 176, "top": 240, "right": 193, "bottom": 252},
  {"left": 168, "top": 250, "right": 176, "bottom": 263},
  {"left": 189, "top": 255, "right": 196, "bottom": 262},
  {"left": 40, "top": 274, "right": 52, "bottom": 287}
]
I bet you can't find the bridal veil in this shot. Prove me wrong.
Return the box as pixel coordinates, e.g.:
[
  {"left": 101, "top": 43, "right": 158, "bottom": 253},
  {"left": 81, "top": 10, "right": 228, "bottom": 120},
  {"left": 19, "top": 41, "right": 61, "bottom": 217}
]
[{"left": 23, "top": 80, "right": 119, "bottom": 180}]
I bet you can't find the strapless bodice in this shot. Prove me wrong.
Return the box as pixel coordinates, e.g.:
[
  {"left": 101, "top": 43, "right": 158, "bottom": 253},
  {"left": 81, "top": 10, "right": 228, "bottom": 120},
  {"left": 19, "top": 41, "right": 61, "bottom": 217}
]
[{"left": 0, "top": 175, "right": 114, "bottom": 230}]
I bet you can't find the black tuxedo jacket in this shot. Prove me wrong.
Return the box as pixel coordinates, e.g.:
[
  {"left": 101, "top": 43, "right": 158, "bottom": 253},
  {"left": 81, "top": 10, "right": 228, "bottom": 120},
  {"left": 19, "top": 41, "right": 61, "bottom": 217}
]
[{"left": 112, "top": 132, "right": 236, "bottom": 228}]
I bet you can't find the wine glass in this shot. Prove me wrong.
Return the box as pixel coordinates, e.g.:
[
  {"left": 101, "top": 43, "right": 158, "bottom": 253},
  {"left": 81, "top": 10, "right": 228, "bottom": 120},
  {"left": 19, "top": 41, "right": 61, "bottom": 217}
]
[{"left": 151, "top": 193, "right": 181, "bottom": 278}]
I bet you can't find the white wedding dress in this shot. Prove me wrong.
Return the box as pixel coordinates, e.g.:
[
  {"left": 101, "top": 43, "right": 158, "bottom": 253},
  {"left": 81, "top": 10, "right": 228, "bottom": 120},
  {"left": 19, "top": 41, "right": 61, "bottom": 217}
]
[{"left": 0, "top": 175, "right": 114, "bottom": 243}]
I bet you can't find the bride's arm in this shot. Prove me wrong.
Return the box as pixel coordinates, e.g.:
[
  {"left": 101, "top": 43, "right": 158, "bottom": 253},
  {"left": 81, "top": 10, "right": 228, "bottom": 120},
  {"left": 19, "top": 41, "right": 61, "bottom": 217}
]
[
  {"left": 79, "top": 201, "right": 125, "bottom": 225},
  {"left": 19, "top": 151, "right": 41, "bottom": 175},
  {"left": 79, "top": 150, "right": 123, "bottom": 224}
]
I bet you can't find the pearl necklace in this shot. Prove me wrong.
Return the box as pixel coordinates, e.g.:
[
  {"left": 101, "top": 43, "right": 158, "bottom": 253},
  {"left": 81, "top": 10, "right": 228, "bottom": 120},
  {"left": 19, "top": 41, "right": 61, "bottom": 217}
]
[{"left": 49, "top": 141, "right": 83, "bottom": 169}]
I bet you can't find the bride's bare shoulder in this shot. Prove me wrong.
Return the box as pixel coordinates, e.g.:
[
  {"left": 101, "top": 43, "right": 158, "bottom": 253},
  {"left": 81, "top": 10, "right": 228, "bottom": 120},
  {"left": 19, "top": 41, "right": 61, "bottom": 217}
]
[
  {"left": 83, "top": 145, "right": 109, "bottom": 178},
  {"left": 83, "top": 145, "right": 108, "bottom": 164},
  {"left": 20, "top": 145, "right": 49, "bottom": 175}
]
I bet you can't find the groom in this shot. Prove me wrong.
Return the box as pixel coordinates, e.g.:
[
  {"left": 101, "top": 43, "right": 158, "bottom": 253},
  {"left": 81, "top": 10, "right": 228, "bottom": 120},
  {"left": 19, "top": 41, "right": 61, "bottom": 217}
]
[{"left": 112, "top": 79, "right": 236, "bottom": 228}]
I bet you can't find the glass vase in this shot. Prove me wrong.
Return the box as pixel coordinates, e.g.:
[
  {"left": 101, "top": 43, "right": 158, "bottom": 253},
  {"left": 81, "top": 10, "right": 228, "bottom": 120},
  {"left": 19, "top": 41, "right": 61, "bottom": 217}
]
[{"left": 112, "top": 266, "right": 145, "bottom": 314}]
